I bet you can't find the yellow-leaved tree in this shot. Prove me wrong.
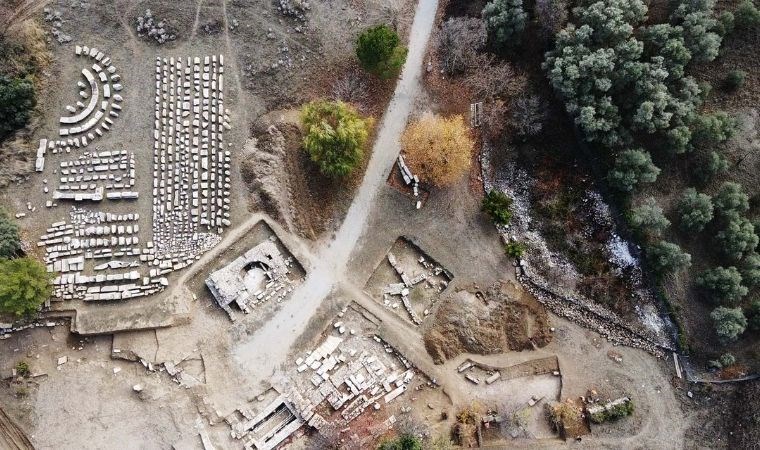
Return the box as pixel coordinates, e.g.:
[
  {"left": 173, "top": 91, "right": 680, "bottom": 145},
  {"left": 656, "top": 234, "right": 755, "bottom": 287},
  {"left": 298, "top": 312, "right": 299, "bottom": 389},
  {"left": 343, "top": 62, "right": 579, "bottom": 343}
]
[{"left": 401, "top": 113, "right": 474, "bottom": 187}]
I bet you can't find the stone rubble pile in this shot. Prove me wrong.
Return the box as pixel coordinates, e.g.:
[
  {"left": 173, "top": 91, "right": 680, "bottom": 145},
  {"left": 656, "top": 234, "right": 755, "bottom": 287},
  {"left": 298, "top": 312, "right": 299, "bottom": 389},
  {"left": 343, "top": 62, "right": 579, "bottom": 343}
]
[
  {"left": 136, "top": 9, "right": 176, "bottom": 44},
  {"left": 276, "top": 0, "right": 310, "bottom": 21},
  {"left": 43, "top": 8, "right": 72, "bottom": 44},
  {"left": 397, "top": 155, "right": 422, "bottom": 209}
]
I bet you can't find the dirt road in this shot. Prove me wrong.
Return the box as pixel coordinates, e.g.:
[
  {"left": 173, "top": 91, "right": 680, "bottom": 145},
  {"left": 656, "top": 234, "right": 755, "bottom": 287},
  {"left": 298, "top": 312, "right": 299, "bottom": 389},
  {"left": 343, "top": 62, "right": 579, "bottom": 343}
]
[{"left": 233, "top": 0, "right": 440, "bottom": 380}]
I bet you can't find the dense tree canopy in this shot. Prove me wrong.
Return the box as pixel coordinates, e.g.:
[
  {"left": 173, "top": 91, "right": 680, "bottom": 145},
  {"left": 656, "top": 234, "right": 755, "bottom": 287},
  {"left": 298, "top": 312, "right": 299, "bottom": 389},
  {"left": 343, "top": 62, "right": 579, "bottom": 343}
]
[
  {"left": 697, "top": 266, "right": 748, "bottom": 305},
  {"left": 713, "top": 181, "right": 749, "bottom": 217},
  {"left": 0, "top": 75, "right": 36, "bottom": 141},
  {"left": 301, "top": 100, "right": 372, "bottom": 178},
  {"left": 356, "top": 25, "right": 407, "bottom": 79},
  {"left": 0, "top": 257, "right": 51, "bottom": 317}
]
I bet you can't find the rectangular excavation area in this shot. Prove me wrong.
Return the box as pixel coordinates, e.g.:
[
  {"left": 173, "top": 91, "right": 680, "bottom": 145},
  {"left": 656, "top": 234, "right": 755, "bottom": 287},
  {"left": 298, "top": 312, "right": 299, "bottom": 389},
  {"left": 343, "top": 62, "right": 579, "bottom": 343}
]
[{"left": 364, "top": 237, "right": 453, "bottom": 325}]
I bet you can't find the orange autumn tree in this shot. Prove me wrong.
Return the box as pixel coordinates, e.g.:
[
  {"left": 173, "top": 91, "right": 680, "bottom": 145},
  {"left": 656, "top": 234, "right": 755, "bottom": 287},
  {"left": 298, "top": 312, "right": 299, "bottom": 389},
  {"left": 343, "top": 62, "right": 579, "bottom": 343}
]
[{"left": 401, "top": 113, "right": 474, "bottom": 187}]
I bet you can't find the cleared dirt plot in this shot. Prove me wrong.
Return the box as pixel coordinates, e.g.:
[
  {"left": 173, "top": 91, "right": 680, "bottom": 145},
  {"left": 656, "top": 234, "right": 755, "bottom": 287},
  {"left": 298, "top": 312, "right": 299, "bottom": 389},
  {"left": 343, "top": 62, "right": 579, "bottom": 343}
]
[
  {"left": 424, "top": 281, "right": 552, "bottom": 364},
  {"left": 365, "top": 237, "right": 452, "bottom": 326}
]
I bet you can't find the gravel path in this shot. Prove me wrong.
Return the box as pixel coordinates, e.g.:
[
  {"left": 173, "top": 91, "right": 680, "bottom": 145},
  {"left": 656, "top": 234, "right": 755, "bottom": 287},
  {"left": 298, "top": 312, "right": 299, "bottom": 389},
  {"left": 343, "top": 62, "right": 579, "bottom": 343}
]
[{"left": 232, "top": 0, "right": 440, "bottom": 382}]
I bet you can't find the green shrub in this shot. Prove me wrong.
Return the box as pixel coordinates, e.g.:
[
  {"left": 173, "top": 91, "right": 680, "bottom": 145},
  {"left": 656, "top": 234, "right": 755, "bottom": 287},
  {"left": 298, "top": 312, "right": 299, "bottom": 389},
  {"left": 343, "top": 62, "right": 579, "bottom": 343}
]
[
  {"left": 725, "top": 70, "right": 747, "bottom": 91},
  {"left": 716, "top": 216, "right": 758, "bottom": 260},
  {"left": 716, "top": 11, "right": 735, "bottom": 35},
  {"left": 505, "top": 241, "right": 526, "bottom": 258},
  {"left": 356, "top": 25, "right": 407, "bottom": 79},
  {"left": 746, "top": 298, "right": 760, "bottom": 331},
  {"left": 696, "top": 151, "right": 729, "bottom": 183},
  {"left": 300, "top": 100, "right": 371, "bottom": 177},
  {"left": 0, "top": 257, "right": 52, "bottom": 318},
  {"left": 678, "top": 188, "right": 714, "bottom": 232},
  {"left": 0, "top": 211, "right": 20, "bottom": 259},
  {"left": 0, "top": 75, "right": 36, "bottom": 141},
  {"left": 670, "top": 0, "right": 723, "bottom": 63},
  {"left": 711, "top": 306, "right": 747, "bottom": 342},
  {"left": 693, "top": 112, "right": 738, "bottom": 145},
  {"left": 377, "top": 433, "right": 423, "bottom": 450},
  {"left": 608, "top": 149, "right": 660, "bottom": 193},
  {"left": 629, "top": 197, "right": 670, "bottom": 236},
  {"left": 15, "top": 360, "right": 30, "bottom": 377},
  {"left": 719, "top": 352, "right": 736, "bottom": 367},
  {"left": 742, "top": 253, "right": 760, "bottom": 287},
  {"left": 482, "top": 190, "right": 513, "bottom": 225},
  {"left": 714, "top": 181, "right": 749, "bottom": 217},
  {"left": 647, "top": 240, "right": 692, "bottom": 274},
  {"left": 697, "top": 266, "right": 748, "bottom": 305},
  {"left": 735, "top": 0, "right": 760, "bottom": 29}
]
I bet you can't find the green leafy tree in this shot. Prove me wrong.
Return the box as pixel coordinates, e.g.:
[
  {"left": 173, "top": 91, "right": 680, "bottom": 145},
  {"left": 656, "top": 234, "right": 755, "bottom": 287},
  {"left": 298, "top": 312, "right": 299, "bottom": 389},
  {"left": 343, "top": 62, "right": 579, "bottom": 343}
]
[
  {"left": 678, "top": 188, "right": 713, "bottom": 232},
  {"left": 482, "top": 0, "right": 528, "bottom": 48},
  {"left": 647, "top": 240, "right": 692, "bottom": 273},
  {"left": 711, "top": 306, "right": 747, "bottom": 342},
  {"left": 698, "top": 266, "right": 748, "bottom": 305},
  {"left": 482, "top": 190, "right": 513, "bottom": 225},
  {"left": 301, "top": 100, "right": 371, "bottom": 177},
  {"left": 725, "top": 70, "right": 746, "bottom": 91},
  {"left": 0, "top": 211, "right": 20, "bottom": 258},
  {"left": 696, "top": 151, "right": 728, "bottom": 183},
  {"left": 629, "top": 197, "right": 670, "bottom": 236},
  {"left": 735, "top": 0, "right": 760, "bottom": 29},
  {"left": 717, "top": 216, "right": 758, "bottom": 260},
  {"left": 713, "top": 181, "right": 749, "bottom": 217},
  {"left": 0, "top": 75, "right": 36, "bottom": 141},
  {"left": 608, "top": 149, "right": 660, "bottom": 192},
  {"left": 692, "top": 112, "right": 738, "bottom": 145},
  {"left": 670, "top": 0, "right": 723, "bottom": 63},
  {"left": 742, "top": 253, "right": 760, "bottom": 287},
  {"left": 356, "top": 25, "right": 407, "bottom": 79},
  {"left": 0, "top": 257, "right": 52, "bottom": 318}
]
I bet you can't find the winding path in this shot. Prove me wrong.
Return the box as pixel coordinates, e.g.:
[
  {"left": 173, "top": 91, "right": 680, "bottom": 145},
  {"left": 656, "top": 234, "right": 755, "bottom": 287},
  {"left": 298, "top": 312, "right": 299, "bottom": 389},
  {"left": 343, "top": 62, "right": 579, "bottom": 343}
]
[{"left": 232, "top": 0, "right": 439, "bottom": 379}]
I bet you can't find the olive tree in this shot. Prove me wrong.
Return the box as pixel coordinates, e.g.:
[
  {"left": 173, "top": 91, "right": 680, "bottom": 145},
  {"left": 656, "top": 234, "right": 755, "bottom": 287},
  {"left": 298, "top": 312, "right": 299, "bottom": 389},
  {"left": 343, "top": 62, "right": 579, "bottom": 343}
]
[
  {"left": 713, "top": 182, "right": 749, "bottom": 218},
  {"left": 717, "top": 217, "right": 758, "bottom": 260},
  {"left": 711, "top": 306, "right": 747, "bottom": 342},
  {"left": 607, "top": 149, "right": 660, "bottom": 192},
  {"left": 678, "top": 188, "right": 714, "bottom": 232},
  {"left": 742, "top": 253, "right": 760, "bottom": 287},
  {"left": 698, "top": 266, "right": 748, "bottom": 305},
  {"left": 647, "top": 240, "right": 692, "bottom": 273},
  {"left": 670, "top": 0, "right": 723, "bottom": 63},
  {"left": 629, "top": 197, "right": 670, "bottom": 236}
]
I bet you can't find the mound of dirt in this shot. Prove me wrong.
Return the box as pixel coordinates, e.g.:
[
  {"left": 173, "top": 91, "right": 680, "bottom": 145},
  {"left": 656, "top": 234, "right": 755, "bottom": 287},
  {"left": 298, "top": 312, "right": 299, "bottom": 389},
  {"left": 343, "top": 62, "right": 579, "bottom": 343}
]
[
  {"left": 241, "top": 124, "right": 294, "bottom": 230},
  {"left": 423, "top": 281, "right": 552, "bottom": 364}
]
